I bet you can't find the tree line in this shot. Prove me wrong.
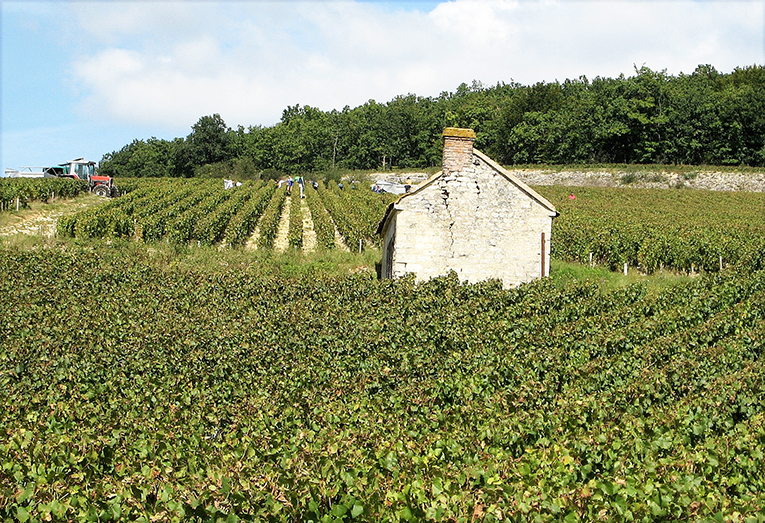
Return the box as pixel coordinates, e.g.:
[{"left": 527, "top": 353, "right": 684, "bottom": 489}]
[{"left": 99, "top": 64, "right": 765, "bottom": 179}]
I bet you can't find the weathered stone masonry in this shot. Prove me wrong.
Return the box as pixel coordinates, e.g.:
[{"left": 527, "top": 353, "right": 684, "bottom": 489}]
[
  {"left": 442, "top": 127, "right": 477, "bottom": 174},
  {"left": 377, "top": 127, "right": 558, "bottom": 288}
]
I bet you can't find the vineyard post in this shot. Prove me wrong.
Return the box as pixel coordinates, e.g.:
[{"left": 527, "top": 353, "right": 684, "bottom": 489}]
[
  {"left": 720, "top": 256, "right": 723, "bottom": 271},
  {"left": 541, "top": 232, "right": 546, "bottom": 277},
  {"left": 589, "top": 252, "right": 593, "bottom": 266},
  {"left": 359, "top": 239, "right": 363, "bottom": 253},
  {"left": 623, "top": 263, "right": 628, "bottom": 276},
  {"left": 16, "top": 197, "right": 20, "bottom": 211}
]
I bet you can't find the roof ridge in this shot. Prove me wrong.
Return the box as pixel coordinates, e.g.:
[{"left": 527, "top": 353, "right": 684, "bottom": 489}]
[{"left": 472, "top": 149, "right": 557, "bottom": 214}]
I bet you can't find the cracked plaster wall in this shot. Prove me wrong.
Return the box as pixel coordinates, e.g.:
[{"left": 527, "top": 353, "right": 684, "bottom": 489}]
[{"left": 386, "top": 153, "right": 554, "bottom": 288}]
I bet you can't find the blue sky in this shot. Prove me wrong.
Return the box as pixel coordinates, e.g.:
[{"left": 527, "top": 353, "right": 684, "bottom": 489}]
[{"left": 2, "top": 0, "right": 763, "bottom": 170}]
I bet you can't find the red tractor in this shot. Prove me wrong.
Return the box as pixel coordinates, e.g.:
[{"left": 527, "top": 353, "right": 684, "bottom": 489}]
[{"left": 44, "top": 158, "right": 119, "bottom": 198}]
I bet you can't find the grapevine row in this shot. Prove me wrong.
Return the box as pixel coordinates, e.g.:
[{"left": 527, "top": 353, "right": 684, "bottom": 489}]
[
  {"left": 538, "top": 186, "right": 765, "bottom": 274},
  {"left": 317, "top": 182, "right": 362, "bottom": 249},
  {"left": 223, "top": 183, "right": 278, "bottom": 247},
  {"left": 0, "top": 178, "right": 87, "bottom": 211},
  {"left": 256, "top": 185, "right": 288, "bottom": 249},
  {"left": 303, "top": 182, "right": 335, "bottom": 249},
  {"left": 141, "top": 183, "right": 221, "bottom": 242},
  {"left": 287, "top": 194, "right": 303, "bottom": 249},
  {"left": 194, "top": 182, "right": 262, "bottom": 246}
]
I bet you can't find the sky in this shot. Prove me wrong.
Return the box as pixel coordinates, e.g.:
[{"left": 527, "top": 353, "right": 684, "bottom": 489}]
[{"left": 2, "top": 0, "right": 764, "bottom": 170}]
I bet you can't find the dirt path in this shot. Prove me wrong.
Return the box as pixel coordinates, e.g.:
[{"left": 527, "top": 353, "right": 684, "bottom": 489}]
[
  {"left": 245, "top": 223, "right": 261, "bottom": 250},
  {"left": 0, "top": 196, "right": 104, "bottom": 238},
  {"left": 334, "top": 223, "right": 349, "bottom": 252},
  {"left": 301, "top": 199, "right": 318, "bottom": 254},
  {"left": 244, "top": 194, "right": 352, "bottom": 254},
  {"left": 273, "top": 195, "right": 292, "bottom": 252}
]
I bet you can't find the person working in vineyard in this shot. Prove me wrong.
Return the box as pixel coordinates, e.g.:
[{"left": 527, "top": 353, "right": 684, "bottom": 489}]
[
  {"left": 405, "top": 177, "right": 412, "bottom": 193},
  {"left": 298, "top": 176, "right": 305, "bottom": 198},
  {"left": 287, "top": 176, "right": 293, "bottom": 196}
]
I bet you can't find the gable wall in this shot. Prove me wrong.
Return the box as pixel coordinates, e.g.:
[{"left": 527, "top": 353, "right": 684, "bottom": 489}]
[
  {"left": 380, "top": 211, "right": 397, "bottom": 279},
  {"left": 391, "top": 154, "right": 553, "bottom": 287}
]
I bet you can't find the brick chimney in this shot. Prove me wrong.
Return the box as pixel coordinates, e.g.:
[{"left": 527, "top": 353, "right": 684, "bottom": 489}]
[{"left": 442, "top": 127, "right": 476, "bottom": 174}]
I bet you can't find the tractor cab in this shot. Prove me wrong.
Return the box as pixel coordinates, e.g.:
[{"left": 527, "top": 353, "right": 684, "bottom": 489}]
[
  {"left": 51, "top": 158, "right": 95, "bottom": 179},
  {"left": 70, "top": 159, "right": 96, "bottom": 180},
  {"left": 43, "top": 158, "right": 95, "bottom": 179}
]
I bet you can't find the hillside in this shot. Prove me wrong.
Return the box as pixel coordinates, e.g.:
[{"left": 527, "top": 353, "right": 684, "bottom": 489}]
[{"left": 2, "top": 177, "right": 765, "bottom": 521}]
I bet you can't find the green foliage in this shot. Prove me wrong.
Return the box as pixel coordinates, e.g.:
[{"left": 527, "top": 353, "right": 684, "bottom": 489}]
[
  {"left": 164, "top": 184, "right": 227, "bottom": 244},
  {"left": 223, "top": 183, "right": 278, "bottom": 247},
  {"left": 194, "top": 183, "right": 259, "bottom": 246},
  {"left": 256, "top": 185, "right": 288, "bottom": 249},
  {"left": 0, "top": 178, "right": 87, "bottom": 210},
  {"left": 57, "top": 177, "right": 389, "bottom": 251},
  {"left": 99, "top": 137, "right": 177, "bottom": 178},
  {"left": 141, "top": 185, "right": 217, "bottom": 242},
  {"left": 176, "top": 113, "right": 234, "bottom": 177},
  {"left": 98, "top": 64, "right": 765, "bottom": 177},
  {"left": 538, "top": 186, "right": 765, "bottom": 274},
  {"left": 55, "top": 184, "right": 165, "bottom": 239},
  {"left": 304, "top": 181, "right": 335, "bottom": 250},
  {"left": 72, "top": 207, "right": 134, "bottom": 239},
  {"left": 318, "top": 181, "right": 395, "bottom": 250},
  {"left": 287, "top": 194, "right": 303, "bottom": 249},
  {"left": 1, "top": 243, "right": 764, "bottom": 522}
]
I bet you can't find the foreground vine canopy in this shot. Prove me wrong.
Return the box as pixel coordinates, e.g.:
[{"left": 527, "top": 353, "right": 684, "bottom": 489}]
[{"left": 2, "top": 178, "right": 765, "bottom": 522}]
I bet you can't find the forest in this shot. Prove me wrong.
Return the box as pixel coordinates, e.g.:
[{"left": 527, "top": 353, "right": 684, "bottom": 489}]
[{"left": 98, "top": 64, "right": 765, "bottom": 179}]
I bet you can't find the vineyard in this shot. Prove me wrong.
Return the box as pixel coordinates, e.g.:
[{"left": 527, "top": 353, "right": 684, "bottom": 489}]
[
  {"left": 54, "top": 178, "right": 396, "bottom": 252},
  {"left": 0, "top": 178, "right": 87, "bottom": 212},
  {"left": 545, "top": 186, "right": 765, "bottom": 274},
  {"left": 1, "top": 178, "right": 765, "bottom": 522},
  {"left": 45, "top": 178, "right": 765, "bottom": 277}
]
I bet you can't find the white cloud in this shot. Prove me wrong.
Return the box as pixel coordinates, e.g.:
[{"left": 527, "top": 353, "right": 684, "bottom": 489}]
[
  {"left": 66, "top": 0, "right": 764, "bottom": 133},
  {"left": 431, "top": 0, "right": 520, "bottom": 46}
]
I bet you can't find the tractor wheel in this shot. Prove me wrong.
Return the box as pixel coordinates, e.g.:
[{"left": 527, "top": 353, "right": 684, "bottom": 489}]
[
  {"left": 111, "top": 186, "right": 120, "bottom": 198},
  {"left": 93, "top": 185, "right": 109, "bottom": 197}
]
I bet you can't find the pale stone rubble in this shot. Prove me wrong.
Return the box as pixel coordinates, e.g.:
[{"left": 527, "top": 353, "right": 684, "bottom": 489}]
[
  {"left": 273, "top": 195, "right": 292, "bottom": 252},
  {"left": 515, "top": 169, "right": 765, "bottom": 192}
]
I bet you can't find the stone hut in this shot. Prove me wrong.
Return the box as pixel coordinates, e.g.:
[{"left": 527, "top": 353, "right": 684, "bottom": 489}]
[{"left": 376, "top": 127, "right": 558, "bottom": 288}]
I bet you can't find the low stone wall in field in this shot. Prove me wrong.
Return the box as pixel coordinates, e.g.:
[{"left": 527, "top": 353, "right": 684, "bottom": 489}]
[
  {"left": 512, "top": 169, "right": 765, "bottom": 192},
  {"left": 370, "top": 169, "right": 765, "bottom": 192}
]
